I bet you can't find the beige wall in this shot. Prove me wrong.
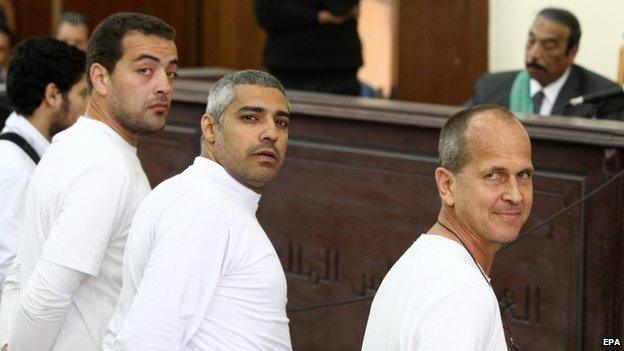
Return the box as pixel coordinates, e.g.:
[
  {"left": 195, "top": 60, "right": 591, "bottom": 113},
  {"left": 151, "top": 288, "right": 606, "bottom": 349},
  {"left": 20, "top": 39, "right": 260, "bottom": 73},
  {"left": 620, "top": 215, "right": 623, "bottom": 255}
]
[
  {"left": 358, "top": 0, "right": 393, "bottom": 97},
  {"left": 490, "top": 0, "right": 624, "bottom": 80}
]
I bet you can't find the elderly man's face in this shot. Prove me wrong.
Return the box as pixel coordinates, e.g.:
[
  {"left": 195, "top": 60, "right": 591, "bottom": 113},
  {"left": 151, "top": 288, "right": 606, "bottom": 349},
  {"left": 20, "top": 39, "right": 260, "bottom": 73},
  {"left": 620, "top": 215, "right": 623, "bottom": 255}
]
[
  {"left": 450, "top": 114, "right": 533, "bottom": 248},
  {"left": 525, "top": 16, "right": 577, "bottom": 87},
  {"left": 208, "top": 84, "right": 290, "bottom": 192}
]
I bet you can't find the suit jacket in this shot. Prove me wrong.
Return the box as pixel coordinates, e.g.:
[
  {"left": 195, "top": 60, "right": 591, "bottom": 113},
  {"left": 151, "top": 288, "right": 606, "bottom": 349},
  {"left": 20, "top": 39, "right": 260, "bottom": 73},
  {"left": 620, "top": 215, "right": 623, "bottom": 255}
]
[{"left": 468, "top": 64, "right": 624, "bottom": 120}]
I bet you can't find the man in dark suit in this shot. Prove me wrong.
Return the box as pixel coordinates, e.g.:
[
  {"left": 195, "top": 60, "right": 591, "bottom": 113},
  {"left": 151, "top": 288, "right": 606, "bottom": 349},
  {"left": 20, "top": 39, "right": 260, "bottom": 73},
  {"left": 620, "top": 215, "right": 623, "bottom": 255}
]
[{"left": 469, "top": 8, "right": 624, "bottom": 119}]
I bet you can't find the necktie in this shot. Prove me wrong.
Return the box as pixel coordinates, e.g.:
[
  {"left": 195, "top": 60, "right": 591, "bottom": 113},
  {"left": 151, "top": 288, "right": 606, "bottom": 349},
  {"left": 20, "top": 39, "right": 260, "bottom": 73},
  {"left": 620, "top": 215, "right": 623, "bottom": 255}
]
[{"left": 533, "top": 90, "right": 545, "bottom": 115}]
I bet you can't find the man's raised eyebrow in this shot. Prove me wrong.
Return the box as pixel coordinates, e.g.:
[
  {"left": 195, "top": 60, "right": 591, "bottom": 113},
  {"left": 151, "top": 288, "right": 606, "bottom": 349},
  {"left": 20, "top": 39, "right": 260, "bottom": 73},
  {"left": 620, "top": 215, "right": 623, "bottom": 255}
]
[{"left": 133, "top": 54, "right": 179, "bottom": 66}]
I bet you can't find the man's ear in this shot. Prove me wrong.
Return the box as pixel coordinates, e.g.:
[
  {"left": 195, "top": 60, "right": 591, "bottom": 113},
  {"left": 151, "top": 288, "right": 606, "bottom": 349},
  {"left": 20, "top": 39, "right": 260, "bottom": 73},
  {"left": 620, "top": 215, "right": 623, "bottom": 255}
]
[
  {"left": 566, "top": 44, "right": 579, "bottom": 61},
  {"left": 201, "top": 114, "right": 218, "bottom": 143},
  {"left": 89, "top": 63, "right": 109, "bottom": 96},
  {"left": 435, "top": 167, "right": 455, "bottom": 207},
  {"left": 43, "top": 83, "right": 62, "bottom": 109}
]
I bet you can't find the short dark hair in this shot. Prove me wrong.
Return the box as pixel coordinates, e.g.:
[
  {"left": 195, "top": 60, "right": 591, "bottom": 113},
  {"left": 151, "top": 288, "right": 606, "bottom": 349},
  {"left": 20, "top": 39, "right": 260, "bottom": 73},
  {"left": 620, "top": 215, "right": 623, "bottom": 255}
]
[
  {"left": 537, "top": 8, "right": 581, "bottom": 54},
  {"left": 7, "top": 37, "right": 85, "bottom": 117},
  {"left": 86, "top": 12, "right": 175, "bottom": 93},
  {"left": 439, "top": 104, "right": 519, "bottom": 172},
  {"left": 57, "top": 11, "right": 90, "bottom": 30}
]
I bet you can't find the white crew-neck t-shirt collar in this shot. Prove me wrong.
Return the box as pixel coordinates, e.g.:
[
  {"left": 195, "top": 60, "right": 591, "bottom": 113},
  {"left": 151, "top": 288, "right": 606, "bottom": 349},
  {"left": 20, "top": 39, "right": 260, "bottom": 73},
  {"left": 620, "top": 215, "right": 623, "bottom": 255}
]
[{"left": 66, "top": 116, "right": 137, "bottom": 154}]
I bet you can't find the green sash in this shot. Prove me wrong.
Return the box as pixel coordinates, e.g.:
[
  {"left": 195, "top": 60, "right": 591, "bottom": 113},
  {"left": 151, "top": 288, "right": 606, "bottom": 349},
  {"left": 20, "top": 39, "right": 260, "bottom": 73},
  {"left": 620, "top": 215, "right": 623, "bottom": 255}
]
[{"left": 509, "top": 71, "right": 533, "bottom": 114}]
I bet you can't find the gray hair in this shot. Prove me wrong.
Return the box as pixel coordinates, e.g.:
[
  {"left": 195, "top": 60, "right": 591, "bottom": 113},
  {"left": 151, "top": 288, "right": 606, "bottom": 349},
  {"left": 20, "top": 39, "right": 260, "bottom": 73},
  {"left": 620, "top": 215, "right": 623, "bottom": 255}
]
[
  {"left": 439, "top": 104, "right": 519, "bottom": 172},
  {"left": 58, "top": 12, "right": 90, "bottom": 29},
  {"left": 205, "top": 70, "right": 288, "bottom": 123}
]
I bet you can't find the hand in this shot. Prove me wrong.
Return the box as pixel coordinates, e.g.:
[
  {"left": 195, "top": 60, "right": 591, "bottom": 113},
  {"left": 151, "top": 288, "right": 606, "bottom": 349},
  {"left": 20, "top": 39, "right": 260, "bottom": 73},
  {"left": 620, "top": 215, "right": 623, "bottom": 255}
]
[{"left": 317, "top": 9, "right": 356, "bottom": 26}]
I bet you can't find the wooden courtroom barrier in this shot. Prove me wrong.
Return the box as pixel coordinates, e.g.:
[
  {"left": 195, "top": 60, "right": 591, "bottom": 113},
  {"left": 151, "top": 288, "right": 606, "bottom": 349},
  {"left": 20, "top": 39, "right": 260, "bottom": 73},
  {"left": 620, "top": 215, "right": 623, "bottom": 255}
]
[{"left": 138, "top": 78, "right": 624, "bottom": 351}]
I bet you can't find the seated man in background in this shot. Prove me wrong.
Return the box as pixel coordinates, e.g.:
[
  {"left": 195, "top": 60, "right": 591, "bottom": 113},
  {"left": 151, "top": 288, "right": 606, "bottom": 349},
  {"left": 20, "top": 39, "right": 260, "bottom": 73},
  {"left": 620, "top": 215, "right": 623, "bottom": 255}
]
[
  {"left": 55, "top": 11, "right": 90, "bottom": 51},
  {"left": 469, "top": 8, "right": 624, "bottom": 119},
  {"left": 363, "top": 105, "right": 532, "bottom": 350}
]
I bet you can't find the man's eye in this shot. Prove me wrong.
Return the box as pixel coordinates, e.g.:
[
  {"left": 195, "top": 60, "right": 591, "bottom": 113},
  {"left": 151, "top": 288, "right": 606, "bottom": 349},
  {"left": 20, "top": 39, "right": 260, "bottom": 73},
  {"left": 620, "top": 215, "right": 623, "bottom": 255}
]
[
  {"left": 242, "top": 114, "right": 258, "bottom": 121},
  {"left": 276, "top": 119, "right": 289, "bottom": 128},
  {"left": 518, "top": 171, "right": 532, "bottom": 180},
  {"left": 167, "top": 71, "right": 178, "bottom": 79},
  {"left": 485, "top": 173, "right": 501, "bottom": 180},
  {"left": 138, "top": 68, "right": 152, "bottom": 75}
]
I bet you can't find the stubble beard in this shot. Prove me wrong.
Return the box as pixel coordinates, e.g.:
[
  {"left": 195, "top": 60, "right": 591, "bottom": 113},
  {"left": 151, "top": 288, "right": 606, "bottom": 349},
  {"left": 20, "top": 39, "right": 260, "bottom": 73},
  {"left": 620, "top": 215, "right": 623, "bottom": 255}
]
[
  {"left": 48, "top": 95, "right": 71, "bottom": 137},
  {"left": 216, "top": 135, "right": 281, "bottom": 190},
  {"left": 109, "top": 84, "right": 167, "bottom": 135}
]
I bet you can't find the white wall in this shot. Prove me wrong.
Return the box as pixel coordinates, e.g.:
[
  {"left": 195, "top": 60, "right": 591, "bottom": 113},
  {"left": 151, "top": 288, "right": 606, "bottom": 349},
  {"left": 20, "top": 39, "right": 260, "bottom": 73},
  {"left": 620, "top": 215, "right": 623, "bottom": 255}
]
[{"left": 489, "top": 0, "right": 624, "bottom": 80}]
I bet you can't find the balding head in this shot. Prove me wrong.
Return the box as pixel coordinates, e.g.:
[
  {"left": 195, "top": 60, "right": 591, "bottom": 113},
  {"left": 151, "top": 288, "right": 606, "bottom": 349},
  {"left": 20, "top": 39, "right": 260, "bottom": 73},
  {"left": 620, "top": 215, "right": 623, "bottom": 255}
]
[{"left": 439, "top": 105, "right": 527, "bottom": 174}]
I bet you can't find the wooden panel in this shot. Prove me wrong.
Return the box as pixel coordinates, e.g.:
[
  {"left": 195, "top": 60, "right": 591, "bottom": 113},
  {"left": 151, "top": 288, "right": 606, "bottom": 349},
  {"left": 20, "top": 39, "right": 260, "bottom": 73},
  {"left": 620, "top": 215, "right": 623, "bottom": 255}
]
[
  {"left": 199, "top": 0, "right": 265, "bottom": 70},
  {"left": 61, "top": 0, "right": 200, "bottom": 66},
  {"left": 394, "top": 0, "right": 488, "bottom": 105},
  {"left": 11, "top": 0, "right": 52, "bottom": 41},
  {"left": 145, "top": 78, "right": 624, "bottom": 350}
]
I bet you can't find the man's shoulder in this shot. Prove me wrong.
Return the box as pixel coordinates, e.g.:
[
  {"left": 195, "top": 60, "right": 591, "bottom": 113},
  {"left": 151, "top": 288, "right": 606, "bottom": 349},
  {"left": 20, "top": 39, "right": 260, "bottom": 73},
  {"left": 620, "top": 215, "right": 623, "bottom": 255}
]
[
  {"left": 470, "top": 70, "right": 521, "bottom": 106},
  {"left": 572, "top": 64, "right": 620, "bottom": 91},
  {"left": 0, "top": 140, "right": 34, "bottom": 178}
]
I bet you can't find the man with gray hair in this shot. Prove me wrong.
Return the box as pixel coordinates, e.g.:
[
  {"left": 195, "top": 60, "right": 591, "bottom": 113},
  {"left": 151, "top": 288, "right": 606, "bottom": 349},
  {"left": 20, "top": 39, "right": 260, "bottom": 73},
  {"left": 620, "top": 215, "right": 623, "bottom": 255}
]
[
  {"left": 103, "top": 69, "right": 292, "bottom": 350},
  {"left": 55, "top": 12, "right": 90, "bottom": 51},
  {"left": 362, "top": 105, "right": 533, "bottom": 350}
]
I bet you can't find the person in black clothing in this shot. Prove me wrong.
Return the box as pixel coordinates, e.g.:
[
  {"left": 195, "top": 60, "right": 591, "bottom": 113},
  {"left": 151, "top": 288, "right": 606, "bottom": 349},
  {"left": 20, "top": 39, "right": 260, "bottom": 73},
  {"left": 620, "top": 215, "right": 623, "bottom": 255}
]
[{"left": 254, "top": 0, "right": 363, "bottom": 96}]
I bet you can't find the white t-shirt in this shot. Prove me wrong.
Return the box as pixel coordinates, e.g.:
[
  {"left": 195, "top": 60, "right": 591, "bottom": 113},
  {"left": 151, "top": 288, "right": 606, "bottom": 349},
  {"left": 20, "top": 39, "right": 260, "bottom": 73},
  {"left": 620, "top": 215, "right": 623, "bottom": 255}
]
[
  {"left": 0, "top": 113, "right": 50, "bottom": 285},
  {"left": 16, "top": 116, "right": 150, "bottom": 350},
  {"left": 362, "top": 234, "right": 508, "bottom": 351},
  {"left": 103, "top": 157, "right": 292, "bottom": 351}
]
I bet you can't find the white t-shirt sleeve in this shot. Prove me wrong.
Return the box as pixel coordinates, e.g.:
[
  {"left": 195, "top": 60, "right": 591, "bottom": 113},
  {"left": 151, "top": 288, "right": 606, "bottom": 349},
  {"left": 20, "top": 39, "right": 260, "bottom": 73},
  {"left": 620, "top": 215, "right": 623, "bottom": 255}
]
[
  {"left": 0, "top": 168, "right": 30, "bottom": 284},
  {"left": 9, "top": 260, "right": 85, "bottom": 351},
  {"left": 41, "top": 164, "right": 130, "bottom": 276},
  {"left": 0, "top": 257, "right": 22, "bottom": 348},
  {"left": 114, "top": 205, "right": 230, "bottom": 350},
  {"left": 405, "top": 285, "right": 506, "bottom": 351}
]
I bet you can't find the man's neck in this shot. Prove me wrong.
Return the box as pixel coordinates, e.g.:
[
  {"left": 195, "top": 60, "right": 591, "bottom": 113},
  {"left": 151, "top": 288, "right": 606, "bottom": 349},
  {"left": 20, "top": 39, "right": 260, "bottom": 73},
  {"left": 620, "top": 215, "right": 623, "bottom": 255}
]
[
  {"left": 85, "top": 99, "right": 138, "bottom": 146},
  {"left": 428, "top": 206, "right": 498, "bottom": 275},
  {"left": 27, "top": 110, "right": 53, "bottom": 141}
]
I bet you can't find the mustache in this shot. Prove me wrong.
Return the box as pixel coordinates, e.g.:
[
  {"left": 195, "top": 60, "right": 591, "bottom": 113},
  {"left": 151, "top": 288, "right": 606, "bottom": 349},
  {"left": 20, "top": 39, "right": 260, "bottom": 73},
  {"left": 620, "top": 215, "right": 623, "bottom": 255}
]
[
  {"left": 249, "top": 142, "right": 280, "bottom": 160},
  {"left": 526, "top": 61, "right": 546, "bottom": 71},
  {"left": 146, "top": 94, "right": 170, "bottom": 106}
]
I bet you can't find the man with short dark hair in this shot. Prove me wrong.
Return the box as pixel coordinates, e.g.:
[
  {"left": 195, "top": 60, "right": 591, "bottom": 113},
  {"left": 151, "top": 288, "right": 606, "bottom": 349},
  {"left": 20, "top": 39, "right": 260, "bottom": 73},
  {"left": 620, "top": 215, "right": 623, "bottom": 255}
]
[
  {"left": 362, "top": 105, "right": 533, "bottom": 350},
  {"left": 0, "top": 37, "right": 86, "bottom": 293},
  {"left": 103, "top": 70, "right": 292, "bottom": 350},
  {"left": 469, "top": 8, "right": 624, "bottom": 119},
  {"left": 54, "top": 12, "right": 90, "bottom": 51},
  {"left": 3, "top": 12, "right": 178, "bottom": 351}
]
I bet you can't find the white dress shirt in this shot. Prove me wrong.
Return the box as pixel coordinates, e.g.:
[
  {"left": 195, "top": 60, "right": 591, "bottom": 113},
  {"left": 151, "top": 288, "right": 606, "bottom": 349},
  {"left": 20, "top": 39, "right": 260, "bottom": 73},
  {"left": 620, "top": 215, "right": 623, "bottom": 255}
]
[
  {"left": 103, "top": 157, "right": 292, "bottom": 351},
  {"left": 530, "top": 68, "right": 571, "bottom": 115},
  {"left": 0, "top": 113, "right": 49, "bottom": 286}
]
